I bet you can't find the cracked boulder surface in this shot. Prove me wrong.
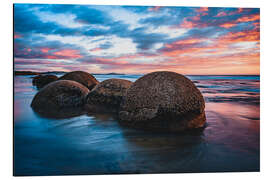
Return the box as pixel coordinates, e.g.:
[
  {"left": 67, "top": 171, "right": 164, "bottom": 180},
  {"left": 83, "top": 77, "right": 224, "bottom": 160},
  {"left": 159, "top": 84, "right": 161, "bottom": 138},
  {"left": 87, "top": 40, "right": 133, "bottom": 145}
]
[
  {"left": 58, "top": 71, "right": 99, "bottom": 90},
  {"left": 32, "top": 74, "right": 58, "bottom": 89},
  {"left": 119, "top": 71, "right": 206, "bottom": 132},
  {"left": 85, "top": 78, "right": 132, "bottom": 113},
  {"left": 31, "top": 80, "right": 89, "bottom": 118}
]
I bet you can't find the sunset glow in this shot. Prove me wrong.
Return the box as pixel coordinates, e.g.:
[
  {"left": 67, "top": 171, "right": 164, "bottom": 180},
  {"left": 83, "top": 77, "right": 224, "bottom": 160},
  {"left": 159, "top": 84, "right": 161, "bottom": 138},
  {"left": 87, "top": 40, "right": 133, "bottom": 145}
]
[{"left": 14, "top": 4, "right": 260, "bottom": 75}]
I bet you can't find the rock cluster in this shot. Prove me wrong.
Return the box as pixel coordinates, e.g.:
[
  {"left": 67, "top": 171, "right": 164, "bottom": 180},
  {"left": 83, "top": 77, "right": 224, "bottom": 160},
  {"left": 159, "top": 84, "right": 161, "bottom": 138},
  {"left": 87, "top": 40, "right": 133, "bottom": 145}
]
[{"left": 30, "top": 71, "right": 206, "bottom": 132}]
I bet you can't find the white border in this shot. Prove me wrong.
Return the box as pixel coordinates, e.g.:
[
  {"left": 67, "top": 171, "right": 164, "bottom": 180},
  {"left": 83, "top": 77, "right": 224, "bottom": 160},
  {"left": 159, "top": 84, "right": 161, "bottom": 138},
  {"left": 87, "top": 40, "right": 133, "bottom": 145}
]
[
  {"left": 8, "top": 0, "right": 262, "bottom": 7},
  {"left": 1, "top": 0, "right": 269, "bottom": 180}
]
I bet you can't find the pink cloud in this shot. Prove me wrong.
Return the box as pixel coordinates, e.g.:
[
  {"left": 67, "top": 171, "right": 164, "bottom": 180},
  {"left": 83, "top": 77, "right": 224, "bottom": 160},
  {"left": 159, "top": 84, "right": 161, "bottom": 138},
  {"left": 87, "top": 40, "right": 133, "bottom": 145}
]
[
  {"left": 215, "top": 11, "right": 227, "bottom": 17},
  {"left": 41, "top": 48, "right": 51, "bottom": 53},
  {"left": 14, "top": 34, "right": 21, "bottom": 39},
  {"left": 195, "top": 7, "right": 208, "bottom": 16},
  {"left": 238, "top": 8, "right": 243, "bottom": 13},
  {"left": 180, "top": 18, "right": 196, "bottom": 29},
  {"left": 148, "top": 6, "right": 161, "bottom": 12},
  {"left": 52, "top": 49, "right": 83, "bottom": 59}
]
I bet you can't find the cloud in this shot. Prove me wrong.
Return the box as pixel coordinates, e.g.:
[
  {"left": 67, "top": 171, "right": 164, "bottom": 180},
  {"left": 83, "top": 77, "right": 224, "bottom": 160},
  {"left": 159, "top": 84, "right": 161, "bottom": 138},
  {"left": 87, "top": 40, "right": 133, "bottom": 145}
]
[
  {"left": 14, "top": 34, "right": 85, "bottom": 60},
  {"left": 148, "top": 6, "right": 162, "bottom": 12},
  {"left": 13, "top": 4, "right": 260, "bottom": 75},
  {"left": 139, "top": 15, "right": 178, "bottom": 27},
  {"left": 52, "top": 49, "right": 83, "bottom": 59},
  {"left": 14, "top": 4, "right": 183, "bottom": 53},
  {"left": 122, "top": 27, "right": 168, "bottom": 50},
  {"left": 178, "top": 7, "right": 259, "bottom": 30}
]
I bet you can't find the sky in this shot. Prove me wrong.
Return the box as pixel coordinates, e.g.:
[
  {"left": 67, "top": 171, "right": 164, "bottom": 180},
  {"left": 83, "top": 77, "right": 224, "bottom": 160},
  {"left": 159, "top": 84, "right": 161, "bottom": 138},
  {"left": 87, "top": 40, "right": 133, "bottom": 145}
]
[{"left": 14, "top": 4, "right": 260, "bottom": 75}]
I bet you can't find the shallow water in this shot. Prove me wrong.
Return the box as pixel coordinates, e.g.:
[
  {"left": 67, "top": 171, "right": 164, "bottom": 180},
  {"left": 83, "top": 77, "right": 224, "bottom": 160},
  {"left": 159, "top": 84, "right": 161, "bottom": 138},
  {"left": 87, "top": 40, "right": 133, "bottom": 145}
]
[{"left": 14, "top": 74, "right": 260, "bottom": 175}]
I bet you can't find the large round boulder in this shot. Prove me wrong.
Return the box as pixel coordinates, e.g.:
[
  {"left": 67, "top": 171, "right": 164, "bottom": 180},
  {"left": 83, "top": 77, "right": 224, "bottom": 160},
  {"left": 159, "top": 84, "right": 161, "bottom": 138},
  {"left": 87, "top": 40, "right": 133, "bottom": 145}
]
[
  {"left": 119, "top": 71, "right": 206, "bottom": 132},
  {"left": 31, "top": 80, "right": 89, "bottom": 117},
  {"left": 32, "top": 74, "right": 58, "bottom": 89},
  {"left": 85, "top": 78, "right": 132, "bottom": 113},
  {"left": 58, "top": 71, "right": 99, "bottom": 90}
]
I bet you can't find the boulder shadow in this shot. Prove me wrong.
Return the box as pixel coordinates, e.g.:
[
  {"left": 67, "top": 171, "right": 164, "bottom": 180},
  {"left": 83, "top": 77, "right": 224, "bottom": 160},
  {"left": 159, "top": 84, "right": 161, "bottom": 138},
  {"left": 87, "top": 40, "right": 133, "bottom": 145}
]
[
  {"left": 115, "top": 112, "right": 207, "bottom": 149},
  {"left": 32, "top": 107, "right": 86, "bottom": 119},
  {"left": 116, "top": 124, "right": 209, "bottom": 174}
]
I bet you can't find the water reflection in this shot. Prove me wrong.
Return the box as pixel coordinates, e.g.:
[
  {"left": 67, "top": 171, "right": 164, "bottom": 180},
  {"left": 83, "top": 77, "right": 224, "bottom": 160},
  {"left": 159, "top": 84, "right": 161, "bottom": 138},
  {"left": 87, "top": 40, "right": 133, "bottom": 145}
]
[
  {"left": 32, "top": 108, "right": 86, "bottom": 119},
  {"left": 14, "top": 74, "right": 260, "bottom": 175}
]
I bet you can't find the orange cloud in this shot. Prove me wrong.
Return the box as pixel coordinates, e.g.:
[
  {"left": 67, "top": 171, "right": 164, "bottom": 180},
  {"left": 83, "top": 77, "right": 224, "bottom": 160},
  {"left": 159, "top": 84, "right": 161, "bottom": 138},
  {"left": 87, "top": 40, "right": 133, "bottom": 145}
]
[
  {"left": 41, "top": 48, "right": 51, "bottom": 53},
  {"left": 196, "top": 7, "right": 208, "bottom": 12},
  {"left": 180, "top": 8, "right": 210, "bottom": 28},
  {"left": 196, "top": 7, "right": 208, "bottom": 16},
  {"left": 45, "top": 55, "right": 59, "bottom": 59},
  {"left": 182, "top": 9, "right": 259, "bottom": 30},
  {"left": 148, "top": 6, "right": 161, "bottom": 12},
  {"left": 219, "top": 22, "right": 237, "bottom": 29},
  {"left": 162, "top": 51, "right": 259, "bottom": 75},
  {"left": 174, "top": 38, "right": 205, "bottom": 45},
  {"left": 236, "top": 14, "right": 260, "bottom": 23},
  {"left": 219, "top": 30, "right": 259, "bottom": 44},
  {"left": 162, "top": 38, "right": 209, "bottom": 58},
  {"left": 180, "top": 18, "right": 195, "bottom": 28},
  {"left": 159, "top": 27, "right": 260, "bottom": 70},
  {"left": 219, "top": 13, "right": 260, "bottom": 29},
  {"left": 191, "top": 14, "right": 201, "bottom": 21}
]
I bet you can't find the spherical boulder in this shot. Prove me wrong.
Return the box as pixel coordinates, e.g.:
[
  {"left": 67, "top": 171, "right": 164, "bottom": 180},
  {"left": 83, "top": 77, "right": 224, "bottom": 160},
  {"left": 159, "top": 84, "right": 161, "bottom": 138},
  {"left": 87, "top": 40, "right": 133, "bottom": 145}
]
[
  {"left": 58, "top": 71, "right": 99, "bottom": 90},
  {"left": 31, "top": 80, "right": 89, "bottom": 117},
  {"left": 85, "top": 78, "right": 132, "bottom": 113},
  {"left": 119, "top": 71, "right": 206, "bottom": 132},
  {"left": 32, "top": 74, "right": 58, "bottom": 89}
]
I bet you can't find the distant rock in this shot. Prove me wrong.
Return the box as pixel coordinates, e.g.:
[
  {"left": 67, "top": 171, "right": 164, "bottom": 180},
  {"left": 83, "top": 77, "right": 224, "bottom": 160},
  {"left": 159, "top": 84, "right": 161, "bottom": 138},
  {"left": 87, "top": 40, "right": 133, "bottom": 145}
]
[
  {"left": 31, "top": 80, "right": 89, "bottom": 117},
  {"left": 15, "top": 71, "right": 40, "bottom": 76},
  {"left": 85, "top": 78, "right": 132, "bottom": 113},
  {"left": 32, "top": 75, "right": 58, "bottom": 89},
  {"left": 119, "top": 71, "right": 206, "bottom": 132},
  {"left": 106, "top": 73, "right": 125, "bottom": 75},
  {"left": 59, "top": 71, "right": 99, "bottom": 90},
  {"left": 93, "top": 73, "right": 126, "bottom": 75}
]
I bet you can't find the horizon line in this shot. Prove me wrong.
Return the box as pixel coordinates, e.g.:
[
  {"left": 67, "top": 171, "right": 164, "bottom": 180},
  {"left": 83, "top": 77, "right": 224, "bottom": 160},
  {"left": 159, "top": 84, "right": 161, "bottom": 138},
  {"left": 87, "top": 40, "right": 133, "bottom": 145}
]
[{"left": 14, "top": 70, "right": 260, "bottom": 76}]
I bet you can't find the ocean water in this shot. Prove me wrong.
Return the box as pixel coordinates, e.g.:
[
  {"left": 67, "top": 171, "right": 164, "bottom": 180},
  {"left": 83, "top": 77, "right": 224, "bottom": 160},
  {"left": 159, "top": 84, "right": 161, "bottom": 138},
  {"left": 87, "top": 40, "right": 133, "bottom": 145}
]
[{"left": 14, "top": 74, "right": 260, "bottom": 175}]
